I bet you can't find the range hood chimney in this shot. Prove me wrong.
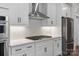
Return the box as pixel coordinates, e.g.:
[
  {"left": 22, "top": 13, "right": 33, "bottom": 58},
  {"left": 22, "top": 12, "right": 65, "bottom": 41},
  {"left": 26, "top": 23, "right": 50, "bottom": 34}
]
[{"left": 29, "top": 3, "right": 50, "bottom": 20}]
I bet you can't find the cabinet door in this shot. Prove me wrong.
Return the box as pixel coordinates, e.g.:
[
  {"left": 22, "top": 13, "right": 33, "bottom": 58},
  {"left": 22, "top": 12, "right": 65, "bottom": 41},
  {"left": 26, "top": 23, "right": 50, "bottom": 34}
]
[
  {"left": 56, "top": 4, "right": 62, "bottom": 27},
  {"left": 9, "top": 3, "right": 18, "bottom": 25},
  {"left": 53, "top": 38, "right": 62, "bottom": 56},
  {"left": 59, "top": 38, "right": 62, "bottom": 55},
  {"left": 11, "top": 45, "right": 25, "bottom": 56},
  {"left": 11, "top": 43, "right": 35, "bottom": 56},
  {"left": 42, "top": 3, "right": 57, "bottom": 26},
  {"left": 17, "top": 3, "right": 29, "bottom": 26},
  {"left": 25, "top": 43, "right": 35, "bottom": 56},
  {"left": 61, "top": 4, "right": 71, "bottom": 17},
  {"left": 36, "top": 40, "right": 52, "bottom": 56},
  {"left": 47, "top": 3, "right": 57, "bottom": 26},
  {"left": 9, "top": 3, "right": 29, "bottom": 26}
]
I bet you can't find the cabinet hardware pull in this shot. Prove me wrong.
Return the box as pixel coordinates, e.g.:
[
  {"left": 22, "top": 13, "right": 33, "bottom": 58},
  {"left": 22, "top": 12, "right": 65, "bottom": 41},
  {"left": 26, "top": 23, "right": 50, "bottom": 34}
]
[
  {"left": 19, "top": 17, "right": 21, "bottom": 23},
  {"left": 57, "top": 43, "right": 59, "bottom": 48},
  {"left": 44, "top": 47, "right": 47, "bottom": 52},
  {"left": 15, "top": 49, "right": 22, "bottom": 51},
  {"left": 51, "top": 21, "right": 53, "bottom": 24},
  {"left": 18, "top": 17, "right": 21, "bottom": 23},
  {"left": 27, "top": 46, "right": 32, "bottom": 48},
  {"left": 18, "top": 17, "right": 20, "bottom": 23}
]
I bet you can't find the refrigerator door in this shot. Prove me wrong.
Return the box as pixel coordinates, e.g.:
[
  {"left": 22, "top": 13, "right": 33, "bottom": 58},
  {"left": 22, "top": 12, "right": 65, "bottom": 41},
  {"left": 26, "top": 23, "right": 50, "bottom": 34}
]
[
  {"left": 62, "top": 17, "right": 67, "bottom": 55},
  {"left": 62, "top": 17, "right": 74, "bottom": 56}
]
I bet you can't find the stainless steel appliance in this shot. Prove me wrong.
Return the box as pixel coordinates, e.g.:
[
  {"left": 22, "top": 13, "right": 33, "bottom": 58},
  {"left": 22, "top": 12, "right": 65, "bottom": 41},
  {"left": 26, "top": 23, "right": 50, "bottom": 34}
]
[
  {"left": 29, "top": 3, "right": 50, "bottom": 20},
  {"left": 0, "top": 39, "right": 7, "bottom": 56},
  {"left": 0, "top": 16, "right": 8, "bottom": 38},
  {"left": 0, "top": 16, "right": 8, "bottom": 56},
  {"left": 62, "top": 17, "right": 74, "bottom": 56}
]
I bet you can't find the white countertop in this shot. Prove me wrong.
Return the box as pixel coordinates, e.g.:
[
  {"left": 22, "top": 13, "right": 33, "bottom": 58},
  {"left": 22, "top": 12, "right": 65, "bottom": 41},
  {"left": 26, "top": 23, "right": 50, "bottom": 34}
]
[
  {"left": 10, "top": 39, "right": 34, "bottom": 47},
  {"left": 10, "top": 36, "right": 62, "bottom": 47}
]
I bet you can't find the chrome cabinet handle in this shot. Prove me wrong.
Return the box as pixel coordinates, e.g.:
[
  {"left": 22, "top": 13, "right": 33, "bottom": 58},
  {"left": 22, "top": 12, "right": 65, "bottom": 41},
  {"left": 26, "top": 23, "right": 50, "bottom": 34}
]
[
  {"left": 19, "top": 17, "right": 21, "bottom": 23},
  {"left": 57, "top": 43, "right": 59, "bottom": 48},
  {"left": 15, "top": 49, "right": 22, "bottom": 51},
  {"left": 18, "top": 17, "right": 20, "bottom": 23},
  {"left": 18, "top": 17, "right": 21, "bottom": 23},
  {"left": 44, "top": 47, "right": 47, "bottom": 52},
  {"left": 27, "top": 46, "right": 32, "bottom": 48},
  {"left": 51, "top": 21, "right": 53, "bottom": 24}
]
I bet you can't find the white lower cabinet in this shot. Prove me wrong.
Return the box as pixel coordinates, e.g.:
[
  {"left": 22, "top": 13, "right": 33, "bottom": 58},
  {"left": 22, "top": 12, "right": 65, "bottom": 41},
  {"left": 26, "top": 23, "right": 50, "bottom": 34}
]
[
  {"left": 24, "top": 43, "right": 35, "bottom": 56},
  {"left": 35, "top": 39, "right": 52, "bottom": 56},
  {"left": 10, "top": 38, "right": 62, "bottom": 56},
  {"left": 53, "top": 38, "right": 62, "bottom": 56},
  {"left": 11, "top": 43, "right": 35, "bottom": 56}
]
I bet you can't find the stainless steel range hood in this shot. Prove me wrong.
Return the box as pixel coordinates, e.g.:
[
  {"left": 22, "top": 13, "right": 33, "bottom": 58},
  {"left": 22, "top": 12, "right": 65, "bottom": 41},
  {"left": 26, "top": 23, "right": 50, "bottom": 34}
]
[{"left": 29, "top": 3, "right": 50, "bottom": 20}]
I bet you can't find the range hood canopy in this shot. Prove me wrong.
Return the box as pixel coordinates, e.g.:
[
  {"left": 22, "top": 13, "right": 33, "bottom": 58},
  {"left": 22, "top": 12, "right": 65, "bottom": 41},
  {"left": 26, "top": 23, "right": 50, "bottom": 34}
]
[{"left": 29, "top": 3, "right": 50, "bottom": 20}]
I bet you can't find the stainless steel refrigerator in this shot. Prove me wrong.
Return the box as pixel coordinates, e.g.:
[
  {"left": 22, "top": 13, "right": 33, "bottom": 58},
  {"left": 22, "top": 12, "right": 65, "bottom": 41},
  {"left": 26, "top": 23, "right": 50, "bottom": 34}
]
[{"left": 62, "top": 17, "right": 74, "bottom": 56}]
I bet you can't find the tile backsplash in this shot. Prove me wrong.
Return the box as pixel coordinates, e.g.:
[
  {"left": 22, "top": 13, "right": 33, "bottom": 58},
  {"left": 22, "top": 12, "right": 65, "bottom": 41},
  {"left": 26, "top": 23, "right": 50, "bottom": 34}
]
[
  {"left": 10, "top": 25, "right": 61, "bottom": 40},
  {"left": 10, "top": 26, "right": 26, "bottom": 39},
  {"left": 41, "top": 26, "right": 61, "bottom": 37}
]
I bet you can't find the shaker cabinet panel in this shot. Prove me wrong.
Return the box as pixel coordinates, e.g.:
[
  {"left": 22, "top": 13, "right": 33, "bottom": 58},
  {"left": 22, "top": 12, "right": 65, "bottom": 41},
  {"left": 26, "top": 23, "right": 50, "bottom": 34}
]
[
  {"left": 61, "top": 3, "right": 71, "bottom": 17},
  {"left": 53, "top": 38, "right": 62, "bottom": 56},
  {"left": 42, "top": 3, "right": 57, "bottom": 26},
  {"left": 9, "top": 3, "right": 29, "bottom": 26},
  {"left": 11, "top": 43, "right": 35, "bottom": 56},
  {"left": 35, "top": 40, "right": 52, "bottom": 56}
]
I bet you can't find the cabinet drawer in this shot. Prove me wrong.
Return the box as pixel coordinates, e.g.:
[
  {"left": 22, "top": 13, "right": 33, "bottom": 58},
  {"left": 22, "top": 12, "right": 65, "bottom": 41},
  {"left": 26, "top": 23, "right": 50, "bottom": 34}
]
[
  {"left": 25, "top": 43, "right": 34, "bottom": 52},
  {"left": 12, "top": 45, "right": 25, "bottom": 55}
]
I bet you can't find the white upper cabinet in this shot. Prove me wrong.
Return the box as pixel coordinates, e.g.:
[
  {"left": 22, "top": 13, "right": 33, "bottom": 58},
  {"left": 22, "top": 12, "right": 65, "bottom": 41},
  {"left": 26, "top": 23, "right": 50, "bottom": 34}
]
[
  {"left": 61, "top": 3, "right": 72, "bottom": 17},
  {"left": 42, "top": 3, "right": 57, "bottom": 26},
  {"left": 9, "top": 3, "right": 29, "bottom": 26},
  {"left": 56, "top": 3, "right": 72, "bottom": 27},
  {"left": 56, "top": 3, "right": 62, "bottom": 26},
  {"left": 17, "top": 3, "right": 29, "bottom": 26}
]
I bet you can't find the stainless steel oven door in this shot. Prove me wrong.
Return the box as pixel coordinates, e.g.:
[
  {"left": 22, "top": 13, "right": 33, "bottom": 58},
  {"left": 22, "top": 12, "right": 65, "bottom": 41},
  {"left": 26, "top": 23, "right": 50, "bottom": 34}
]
[
  {"left": 0, "top": 24, "right": 6, "bottom": 38},
  {"left": 0, "top": 39, "right": 7, "bottom": 56}
]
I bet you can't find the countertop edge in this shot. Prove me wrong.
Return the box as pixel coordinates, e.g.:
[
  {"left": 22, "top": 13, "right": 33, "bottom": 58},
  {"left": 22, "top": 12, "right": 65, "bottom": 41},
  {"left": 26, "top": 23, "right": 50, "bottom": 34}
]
[{"left": 9, "top": 37, "right": 62, "bottom": 47}]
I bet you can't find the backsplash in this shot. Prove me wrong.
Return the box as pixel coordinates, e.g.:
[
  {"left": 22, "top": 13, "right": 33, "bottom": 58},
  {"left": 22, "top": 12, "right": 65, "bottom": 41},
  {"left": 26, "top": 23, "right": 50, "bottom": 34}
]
[
  {"left": 10, "top": 26, "right": 26, "bottom": 39},
  {"left": 41, "top": 26, "right": 61, "bottom": 37},
  {"left": 10, "top": 25, "right": 61, "bottom": 40}
]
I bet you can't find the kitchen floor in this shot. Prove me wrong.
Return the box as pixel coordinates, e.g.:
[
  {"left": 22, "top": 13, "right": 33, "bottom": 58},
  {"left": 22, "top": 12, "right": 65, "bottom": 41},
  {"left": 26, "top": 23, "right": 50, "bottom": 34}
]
[
  {"left": 71, "top": 46, "right": 79, "bottom": 56},
  {"left": 65, "top": 46, "right": 79, "bottom": 56}
]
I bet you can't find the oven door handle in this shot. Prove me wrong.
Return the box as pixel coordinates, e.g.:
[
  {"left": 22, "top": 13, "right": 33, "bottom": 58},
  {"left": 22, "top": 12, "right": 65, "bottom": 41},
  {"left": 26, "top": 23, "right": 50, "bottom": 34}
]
[{"left": 0, "top": 24, "right": 6, "bottom": 25}]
